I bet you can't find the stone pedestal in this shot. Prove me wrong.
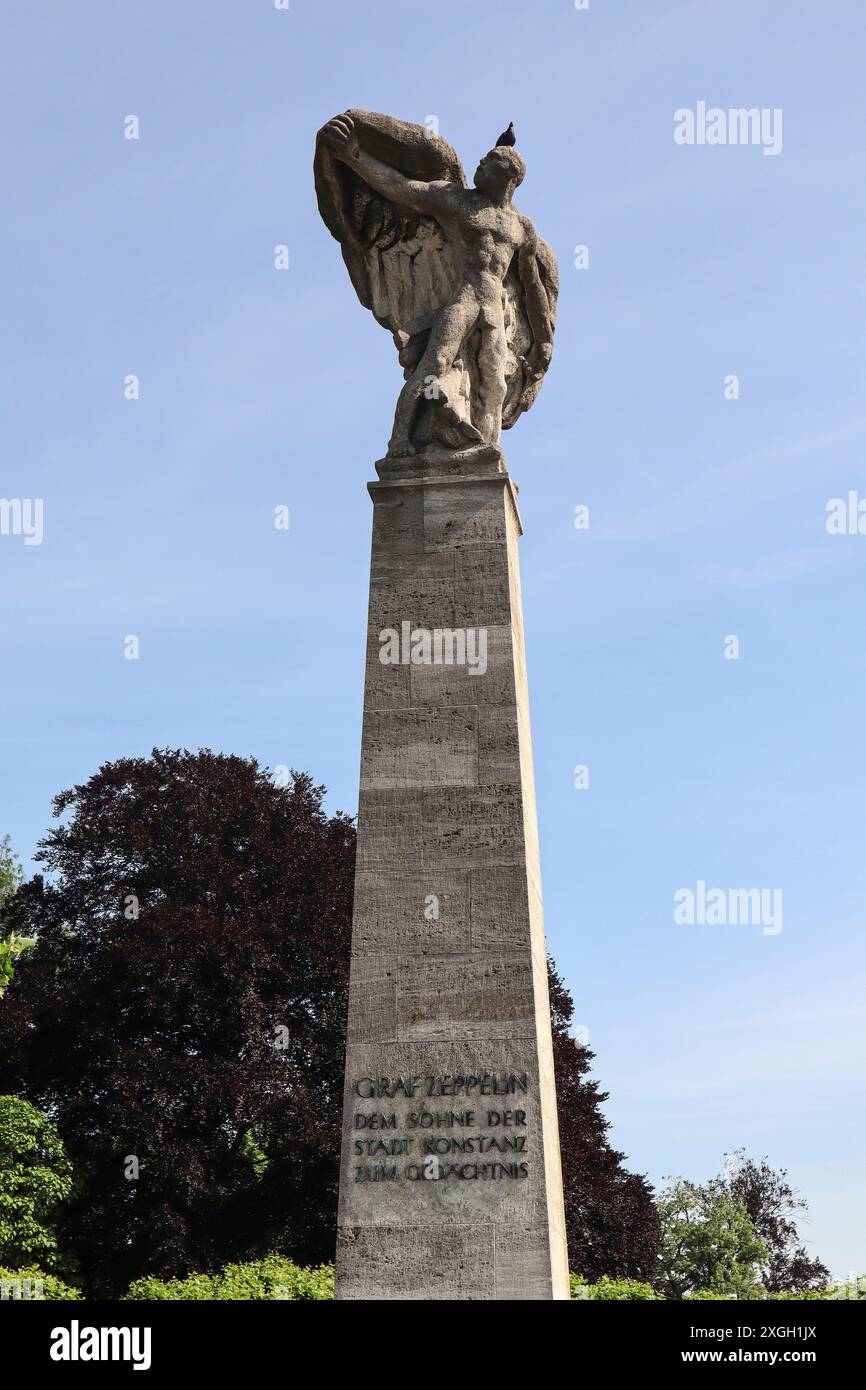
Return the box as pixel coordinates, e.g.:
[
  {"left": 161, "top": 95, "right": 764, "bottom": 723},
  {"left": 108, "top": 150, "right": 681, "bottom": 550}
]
[{"left": 335, "top": 447, "right": 570, "bottom": 1301}]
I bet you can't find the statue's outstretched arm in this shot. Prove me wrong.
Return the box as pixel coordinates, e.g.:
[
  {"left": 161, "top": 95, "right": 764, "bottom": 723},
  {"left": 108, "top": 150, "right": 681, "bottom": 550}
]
[{"left": 319, "top": 113, "right": 449, "bottom": 217}]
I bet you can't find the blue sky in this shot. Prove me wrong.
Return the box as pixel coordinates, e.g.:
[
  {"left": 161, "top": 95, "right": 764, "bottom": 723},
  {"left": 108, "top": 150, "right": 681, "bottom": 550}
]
[{"left": 2, "top": 1, "right": 864, "bottom": 1279}]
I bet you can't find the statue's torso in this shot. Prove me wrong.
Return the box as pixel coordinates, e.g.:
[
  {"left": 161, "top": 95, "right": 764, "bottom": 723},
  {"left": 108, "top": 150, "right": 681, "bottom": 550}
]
[{"left": 441, "top": 192, "right": 526, "bottom": 290}]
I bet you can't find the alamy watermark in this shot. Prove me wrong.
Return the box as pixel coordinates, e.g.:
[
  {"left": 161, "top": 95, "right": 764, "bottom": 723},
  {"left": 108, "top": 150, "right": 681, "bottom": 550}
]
[
  {"left": 826, "top": 492, "right": 866, "bottom": 535},
  {"left": 2, "top": 1275, "right": 44, "bottom": 1299},
  {"left": 50, "top": 1322, "right": 152, "bottom": 1371},
  {"left": 674, "top": 102, "right": 782, "bottom": 157},
  {"left": 379, "top": 622, "right": 487, "bottom": 676},
  {"left": 0, "top": 497, "right": 43, "bottom": 545},
  {"left": 674, "top": 880, "right": 782, "bottom": 936}
]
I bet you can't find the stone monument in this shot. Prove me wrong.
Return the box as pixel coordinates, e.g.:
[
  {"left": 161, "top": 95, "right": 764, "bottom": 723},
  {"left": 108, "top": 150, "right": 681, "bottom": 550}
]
[{"left": 315, "top": 110, "right": 570, "bottom": 1300}]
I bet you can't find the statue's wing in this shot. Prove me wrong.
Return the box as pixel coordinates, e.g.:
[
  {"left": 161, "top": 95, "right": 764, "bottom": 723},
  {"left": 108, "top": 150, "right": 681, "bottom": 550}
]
[
  {"left": 500, "top": 235, "right": 559, "bottom": 430},
  {"left": 314, "top": 110, "right": 467, "bottom": 368}
]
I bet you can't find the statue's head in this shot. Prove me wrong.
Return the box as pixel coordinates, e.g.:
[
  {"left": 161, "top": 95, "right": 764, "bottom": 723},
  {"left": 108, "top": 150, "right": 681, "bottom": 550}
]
[{"left": 473, "top": 146, "right": 526, "bottom": 199}]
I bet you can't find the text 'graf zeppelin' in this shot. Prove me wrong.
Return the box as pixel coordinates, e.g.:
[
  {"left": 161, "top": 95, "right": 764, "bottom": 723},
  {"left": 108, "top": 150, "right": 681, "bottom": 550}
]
[{"left": 352, "top": 1073, "right": 531, "bottom": 1183}]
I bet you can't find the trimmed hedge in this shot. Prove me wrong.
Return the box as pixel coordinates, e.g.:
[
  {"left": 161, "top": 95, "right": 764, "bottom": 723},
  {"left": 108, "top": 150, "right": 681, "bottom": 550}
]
[
  {"left": 685, "top": 1288, "right": 835, "bottom": 1301},
  {"left": 122, "top": 1256, "right": 334, "bottom": 1301},
  {"left": 572, "top": 1277, "right": 839, "bottom": 1301},
  {"left": 0, "top": 1266, "right": 81, "bottom": 1300},
  {"left": 768, "top": 1289, "right": 833, "bottom": 1301},
  {"left": 571, "top": 1275, "right": 663, "bottom": 1300},
  {"left": 2, "top": 1259, "right": 840, "bottom": 1302}
]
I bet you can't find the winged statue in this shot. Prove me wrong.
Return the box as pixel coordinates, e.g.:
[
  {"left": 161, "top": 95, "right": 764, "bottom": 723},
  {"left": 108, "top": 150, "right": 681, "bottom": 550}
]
[{"left": 314, "top": 110, "right": 558, "bottom": 459}]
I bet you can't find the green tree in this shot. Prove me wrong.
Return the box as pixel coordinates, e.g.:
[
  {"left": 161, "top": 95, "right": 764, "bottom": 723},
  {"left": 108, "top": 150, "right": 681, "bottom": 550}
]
[
  {"left": 705, "top": 1151, "right": 829, "bottom": 1292},
  {"left": 0, "top": 752, "right": 355, "bottom": 1294},
  {"left": 0, "top": 1095, "right": 73, "bottom": 1270},
  {"left": 0, "top": 835, "right": 34, "bottom": 997},
  {"left": 657, "top": 1178, "right": 768, "bottom": 1299},
  {"left": 0, "top": 835, "right": 22, "bottom": 907}
]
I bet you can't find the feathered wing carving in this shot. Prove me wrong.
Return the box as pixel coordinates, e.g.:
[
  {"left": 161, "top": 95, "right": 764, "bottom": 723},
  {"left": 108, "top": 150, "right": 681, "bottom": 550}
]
[{"left": 314, "top": 110, "right": 558, "bottom": 452}]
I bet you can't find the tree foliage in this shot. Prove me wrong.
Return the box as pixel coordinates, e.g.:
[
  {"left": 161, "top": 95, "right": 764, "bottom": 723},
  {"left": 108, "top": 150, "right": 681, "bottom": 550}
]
[
  {"left": 0, "top": 834, "right": 22, "bottom": 909},
  {"left": 704, "top": 1151, "right": 829, "bottom": 1292},
  {"left": 0, "top": 750, "right": 355, "bottom": 1295},
  {"left": 0, "top": 1095, "right": 73, "bottom": 1270},
  {"left": 656, "top": 1177, "right": 768, "bottom": 1299},
  {"left": 0, "top": 834, "right": 34, "bottom": 997}
]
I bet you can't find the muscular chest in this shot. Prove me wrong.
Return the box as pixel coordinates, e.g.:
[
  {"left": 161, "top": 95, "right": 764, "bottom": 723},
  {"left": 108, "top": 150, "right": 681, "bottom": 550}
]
[{"left": 463, "top": 206, "right": 518, "bottom": 246}]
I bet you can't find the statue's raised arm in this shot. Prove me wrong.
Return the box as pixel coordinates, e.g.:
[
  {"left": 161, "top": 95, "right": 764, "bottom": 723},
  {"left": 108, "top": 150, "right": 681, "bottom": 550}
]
[
  {"left": 319, "top": 113, "right": 453, "bottom": 219},
  {"left": 314, "top": 110, "right": 559, "bottom": 460}
]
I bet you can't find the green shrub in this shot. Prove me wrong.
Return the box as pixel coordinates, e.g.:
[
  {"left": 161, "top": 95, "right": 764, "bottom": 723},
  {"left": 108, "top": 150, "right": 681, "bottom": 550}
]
[
  {"left": 123, "top": 1272, "right": 220, "bottom": 1301},
  {"left": 0, "top": 1266, "right": 81, "bottom": 1300},
  {"left": 687, "top": 1288, "right": 833, "bottom": 1301},
  {"left": 829, "top": 1278, "right": 865, "bottom": 1300},
  {"left": 122, "top": 1256, "right": 334, "bottom": 1301},
  {"left": 571, "top": 1274, "right": 663, "bottom": 1300},
  {"left": 768, "top": 1288, "right": 833, "bottom": 1301}
]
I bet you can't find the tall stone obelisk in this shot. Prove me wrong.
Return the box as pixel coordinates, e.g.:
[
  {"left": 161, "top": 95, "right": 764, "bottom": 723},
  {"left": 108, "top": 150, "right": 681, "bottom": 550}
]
[
  {"left": 314, "top": 109, "right": 569, "bottom": 1299},
  {"left": 333, "top": 447, "right": 570, "bottom": 1300}
]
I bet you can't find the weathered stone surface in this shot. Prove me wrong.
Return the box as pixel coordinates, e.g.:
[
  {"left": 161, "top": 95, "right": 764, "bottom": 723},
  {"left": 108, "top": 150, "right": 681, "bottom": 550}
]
[
  {"left": 345, "top": 955, "right": 396, "bottom": 1044},
  {"left": 396, "top": 951, "right": 536, "bottom": 1041},
  {"left": 335, "top": 455, "right": 569, "bottom": 1300},
  {"left": 336, "top": 1225, "right": 496, "bottom": 1302},
  {"left": 469, "top": 864, "right": 533, "bottom": 952},
  {"left": 355, "top": 784, "right": 526, "bottom": 872},
  {"left": 351, "top": 869, "right": 471, "bottom": 957},
  {"left": 493, "top": 1226, "right": 565, "bottom": 1300},
  {"left": 360, "top": 708, "right": 478, "bottom": 790}
]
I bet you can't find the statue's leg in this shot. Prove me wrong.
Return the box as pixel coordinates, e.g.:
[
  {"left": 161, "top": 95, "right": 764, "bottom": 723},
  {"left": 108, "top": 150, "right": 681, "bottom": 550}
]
[
  {"left": 476, "top": 297, "right": 509, "bottom": 445},
  {"left": 388, "top": 289, "right": 478, "bottom": 456}
]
